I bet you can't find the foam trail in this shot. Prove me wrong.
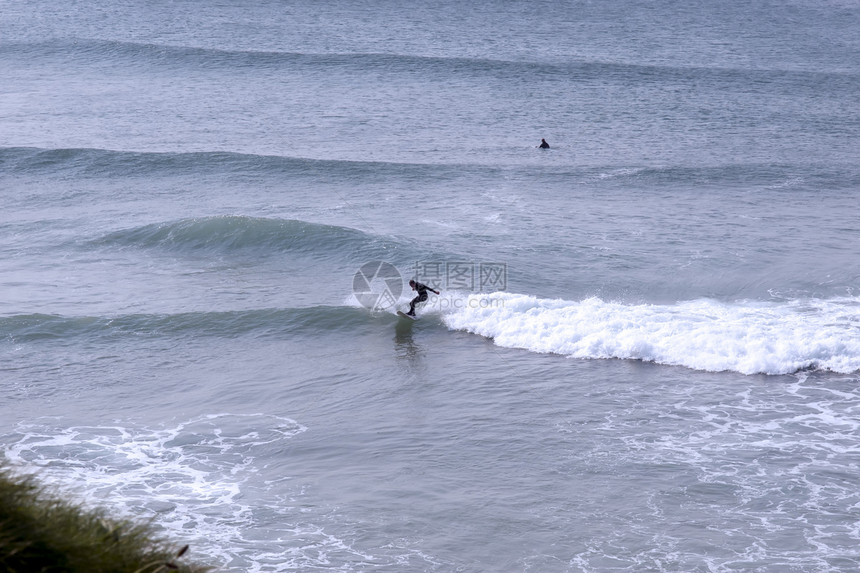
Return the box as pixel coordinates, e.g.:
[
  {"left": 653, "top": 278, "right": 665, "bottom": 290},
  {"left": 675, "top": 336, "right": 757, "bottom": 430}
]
[{"left": 441, "top": 293, "right": 860, "bottom": 375}]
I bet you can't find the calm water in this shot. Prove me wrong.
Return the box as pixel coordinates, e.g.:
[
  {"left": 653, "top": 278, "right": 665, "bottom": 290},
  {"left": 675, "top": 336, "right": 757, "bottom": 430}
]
[{"left": 2, "top": 1, "right": 860, "bottom": 571}]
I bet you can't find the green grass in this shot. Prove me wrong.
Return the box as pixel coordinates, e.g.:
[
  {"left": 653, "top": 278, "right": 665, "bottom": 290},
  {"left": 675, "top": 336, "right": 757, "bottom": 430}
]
[{"left": 0, "top": 463, "right": 210, "bottom": 573}]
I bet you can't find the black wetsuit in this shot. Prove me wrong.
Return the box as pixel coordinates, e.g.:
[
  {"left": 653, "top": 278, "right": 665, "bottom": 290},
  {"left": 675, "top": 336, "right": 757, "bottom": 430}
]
[
  {"left": 408, "top": 281, "right": 436, "bottom": 315},
  {"left": 539, "top": 139, "right": 550, "bottom": 149}
]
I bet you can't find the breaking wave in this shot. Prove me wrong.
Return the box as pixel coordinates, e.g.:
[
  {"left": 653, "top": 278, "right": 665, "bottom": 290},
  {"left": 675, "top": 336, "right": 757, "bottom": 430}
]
[{"left": 441, "top": 292, "right": 860, "bottom": 375}]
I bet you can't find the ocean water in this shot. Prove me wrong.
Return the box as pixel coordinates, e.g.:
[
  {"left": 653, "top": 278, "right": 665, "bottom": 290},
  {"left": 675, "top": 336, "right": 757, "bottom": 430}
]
[{"left": 2, "top": 1, "right": 860, "bottom": 571}]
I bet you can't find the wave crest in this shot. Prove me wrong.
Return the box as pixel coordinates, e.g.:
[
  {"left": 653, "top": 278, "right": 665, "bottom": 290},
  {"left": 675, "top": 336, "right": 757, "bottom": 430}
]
[
  {"left": 92, "top": 216, "right": 398, "bottom": 258},
  {"left": 1, "top": 306, "right": 388, "bottom": 343}
]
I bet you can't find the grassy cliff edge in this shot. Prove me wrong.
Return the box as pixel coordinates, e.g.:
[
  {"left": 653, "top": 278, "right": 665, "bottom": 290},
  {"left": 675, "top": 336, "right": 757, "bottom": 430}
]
[{"left": 0, "top": 463, "right": 210, "bottom": 573}]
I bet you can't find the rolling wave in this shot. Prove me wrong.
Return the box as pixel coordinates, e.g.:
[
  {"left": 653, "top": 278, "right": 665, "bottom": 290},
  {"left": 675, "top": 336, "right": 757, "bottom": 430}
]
[
  {"left": 92, "top": 215, "right": 376, "bottom": 252},
  {"left": 5, "top": 38, "right": 857, "bottom": 93},
  {"left": 0, "top": 306, "right": 389, "bottom": 343},
  {"left": 91, "top": 215, "right": 401, "bottom": 256},
  {"left": 5, "top": 294, "right": 859, "bottom": 375},
  {"left": 441, "top": 292, "right": 860, "bottom": 375}
]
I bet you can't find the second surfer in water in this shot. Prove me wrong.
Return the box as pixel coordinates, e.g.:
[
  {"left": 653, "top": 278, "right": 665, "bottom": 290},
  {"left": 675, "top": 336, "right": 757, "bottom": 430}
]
[{"left": 407, "top": 279, "right": 440, "bottom": 316}]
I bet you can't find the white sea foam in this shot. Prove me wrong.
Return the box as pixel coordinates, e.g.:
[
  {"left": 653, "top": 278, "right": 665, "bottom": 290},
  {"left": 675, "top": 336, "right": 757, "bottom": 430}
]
[
  {"left": 2, "top": 414, "right": 445, "bottom": 571},
  {"left": 4, "top": 415, "right": 323, "bottom": 569},
  {"left": 441, "top": 293, "right": 860, "bottom": 375}
]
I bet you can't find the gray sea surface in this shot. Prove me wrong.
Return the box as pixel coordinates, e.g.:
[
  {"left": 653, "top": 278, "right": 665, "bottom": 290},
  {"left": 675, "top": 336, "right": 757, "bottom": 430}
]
[{"left": 2, "top": 1, "right": 860, "bottom": 571}]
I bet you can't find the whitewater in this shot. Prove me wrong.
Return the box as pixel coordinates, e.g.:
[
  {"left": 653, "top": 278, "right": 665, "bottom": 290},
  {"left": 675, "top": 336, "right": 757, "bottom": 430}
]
[{"left": 439, "top": 293, "right": 860, "bottom": 376}]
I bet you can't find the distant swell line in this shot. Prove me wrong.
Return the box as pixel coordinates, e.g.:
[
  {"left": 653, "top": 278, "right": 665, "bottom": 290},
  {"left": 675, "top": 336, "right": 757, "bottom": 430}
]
[
  {"left": 4, "top": 38, "right": 858, "bottom": 88},
  {"left": 0, "top": 146, "right": 463, "bottom": 179},
  {"left": 3, "top": 146, "right": 855, "bottom": 190}
]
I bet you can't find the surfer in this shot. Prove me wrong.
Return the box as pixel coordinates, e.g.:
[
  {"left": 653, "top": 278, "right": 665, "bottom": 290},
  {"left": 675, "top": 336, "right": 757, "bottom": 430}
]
[
  {"left": 406, "top": 279, "right": 440, "bottom": 316},
  {"left": 539, "top": 138, "right": 550, "bottom": 149}
]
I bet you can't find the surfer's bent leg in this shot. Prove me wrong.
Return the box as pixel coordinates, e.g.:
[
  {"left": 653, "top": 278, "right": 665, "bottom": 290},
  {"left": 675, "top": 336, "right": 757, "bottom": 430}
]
[{"left": 409, "top": 292, "right": 428, "bottom": 315}]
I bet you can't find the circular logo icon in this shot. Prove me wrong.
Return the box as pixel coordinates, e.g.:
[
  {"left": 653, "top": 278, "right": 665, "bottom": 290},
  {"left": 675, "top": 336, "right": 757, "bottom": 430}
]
[{"left": 353, "top": 261, "right": 402, "bottom": 311}]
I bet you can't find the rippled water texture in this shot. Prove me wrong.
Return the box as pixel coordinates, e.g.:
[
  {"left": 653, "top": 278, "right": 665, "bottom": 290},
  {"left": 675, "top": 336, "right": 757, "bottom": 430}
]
[{"left": 2, "top": 1, "right": 859, "bottom": 571}]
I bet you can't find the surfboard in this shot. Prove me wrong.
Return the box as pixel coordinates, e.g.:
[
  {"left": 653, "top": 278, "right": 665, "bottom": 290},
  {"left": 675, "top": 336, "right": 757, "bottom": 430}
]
[{"left": 397, "top": 311, "right": 417, "bottom": 320}]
